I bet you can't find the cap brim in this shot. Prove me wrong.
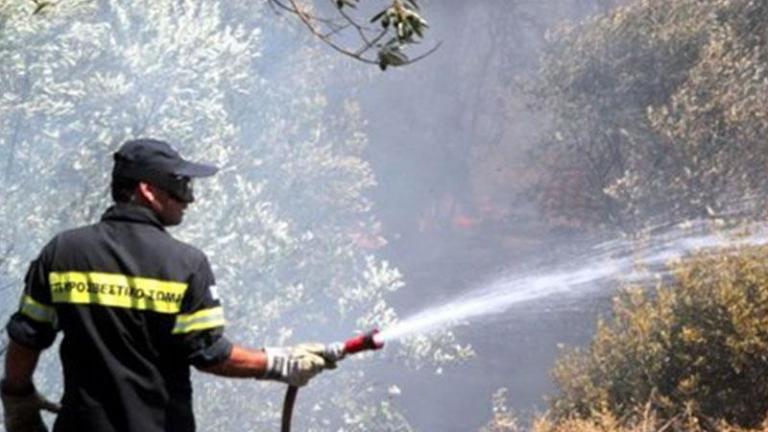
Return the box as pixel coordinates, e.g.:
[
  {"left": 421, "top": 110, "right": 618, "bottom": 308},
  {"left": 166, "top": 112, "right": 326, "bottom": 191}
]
[{"left": 175, "top": 160, "right": 219, "bottom": 178}]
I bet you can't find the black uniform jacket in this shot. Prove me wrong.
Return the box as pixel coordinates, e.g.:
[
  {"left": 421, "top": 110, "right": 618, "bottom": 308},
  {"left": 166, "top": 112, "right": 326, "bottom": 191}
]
[{"left": 7, "top": 204, "right": 233, "bottom": 432}]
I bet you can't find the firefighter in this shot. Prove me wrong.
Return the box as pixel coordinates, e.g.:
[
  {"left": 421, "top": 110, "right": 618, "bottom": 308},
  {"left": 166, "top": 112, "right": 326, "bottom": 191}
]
[{"left": 1, "top": 138, "right": 330, "bottom": 432}]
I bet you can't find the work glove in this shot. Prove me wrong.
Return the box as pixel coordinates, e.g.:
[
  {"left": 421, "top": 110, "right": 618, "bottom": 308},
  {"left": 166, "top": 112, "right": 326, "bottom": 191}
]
[
  {"left": 1, "top": 382, "right": 60, "bottom": 432},
  {"left": 263, "top": 343, "right": 330, "bottom": 387}
]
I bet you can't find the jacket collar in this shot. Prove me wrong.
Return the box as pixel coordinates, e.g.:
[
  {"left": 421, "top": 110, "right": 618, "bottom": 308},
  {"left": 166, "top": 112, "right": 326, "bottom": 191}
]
[{"left": 101, "top": 204, "right": 166, "bottom": 230}]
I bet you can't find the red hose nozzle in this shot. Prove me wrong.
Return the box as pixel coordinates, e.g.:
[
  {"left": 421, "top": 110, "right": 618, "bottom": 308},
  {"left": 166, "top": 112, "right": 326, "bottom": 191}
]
[
  {"left": 343, "top": 329, "right": 384, "bottom": 355},
  {"left": 323, "top": 329, "right": 384, "bottom": 362}
]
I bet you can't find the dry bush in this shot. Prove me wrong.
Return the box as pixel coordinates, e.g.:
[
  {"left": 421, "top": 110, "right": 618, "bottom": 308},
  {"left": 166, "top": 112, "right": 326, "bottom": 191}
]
[
  {"left": 549, "top": 244, "right": 768, "bottom": 429},
  {"left": 531, "top": 409, "right": 768, "bottom": 432},
  {"left": 483, "top": 403, "right": 768, "bottom": 432}
]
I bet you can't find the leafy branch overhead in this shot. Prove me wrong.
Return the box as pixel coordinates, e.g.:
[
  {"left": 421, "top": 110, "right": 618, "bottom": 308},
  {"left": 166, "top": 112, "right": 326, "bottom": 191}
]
[{"left": 268, "top": 0, "right": 439, "bottom": 70}]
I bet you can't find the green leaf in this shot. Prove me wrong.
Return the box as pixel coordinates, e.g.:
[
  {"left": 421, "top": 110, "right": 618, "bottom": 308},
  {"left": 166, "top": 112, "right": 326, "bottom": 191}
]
[
  {"left": 412, "top": 22, "right": 423, "bottom": 38},
  {"left": 32, "top": 0, "right": 53, "bottom": 15},
  {"left": 407, "top": 15, "right": 425, "bottom": 38},
  {"left": 405, "top": 0, "right": 420, "bottom": 11},
  {"left": 336, "top": 0, "right": 357, "bottom": 9},
  {"left": 378, "top": 45, "right": 409, "bottom": 70},
  {"left": 370, "top": 8, "right": 388, "bottom": 23}
]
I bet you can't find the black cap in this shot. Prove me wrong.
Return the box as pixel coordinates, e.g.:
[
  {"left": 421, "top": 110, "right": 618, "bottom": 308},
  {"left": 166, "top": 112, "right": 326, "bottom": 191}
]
[
  {"left": 112, "top": 139, "right": 218, "bottom": 203},
  {"left": 113, "top": 138, "right": 218, "bottom": 179}
]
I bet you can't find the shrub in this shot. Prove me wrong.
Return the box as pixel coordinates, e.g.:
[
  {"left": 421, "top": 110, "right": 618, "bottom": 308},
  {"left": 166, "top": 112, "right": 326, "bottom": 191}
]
[
  {"left": 550, "top": 244, "right": 768, "bottom": 428},
  {"left": 481, "top": 389, "right": 768, "bottom": 432},
  {"left": 531, "top": 408, "right": 768, "bottom": 432}
]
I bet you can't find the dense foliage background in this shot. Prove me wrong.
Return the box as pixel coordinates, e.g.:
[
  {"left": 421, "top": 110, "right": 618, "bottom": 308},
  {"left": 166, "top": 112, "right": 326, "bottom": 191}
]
[{"left": 530, "top": 0, "right": 768, "bottom": 233}]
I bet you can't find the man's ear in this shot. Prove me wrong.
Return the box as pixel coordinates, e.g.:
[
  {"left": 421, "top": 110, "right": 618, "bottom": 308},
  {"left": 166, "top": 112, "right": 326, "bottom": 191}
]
[{"left": 136, "top": 181, "right": 157, "bottom": 204}]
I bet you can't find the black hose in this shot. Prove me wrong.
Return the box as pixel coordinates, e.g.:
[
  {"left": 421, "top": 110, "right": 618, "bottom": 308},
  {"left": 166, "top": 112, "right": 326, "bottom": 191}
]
[{"left": 281, "top": 385, "right": 299, "bottom": 432}]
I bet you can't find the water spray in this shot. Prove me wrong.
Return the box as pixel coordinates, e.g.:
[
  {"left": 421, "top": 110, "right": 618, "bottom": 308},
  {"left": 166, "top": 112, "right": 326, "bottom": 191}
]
[
  {"left": 374, "top": 220, "right": 768, "bottom": 342},
  {"left": 281, "top": 329, "right": 384, "bottom": 432}
]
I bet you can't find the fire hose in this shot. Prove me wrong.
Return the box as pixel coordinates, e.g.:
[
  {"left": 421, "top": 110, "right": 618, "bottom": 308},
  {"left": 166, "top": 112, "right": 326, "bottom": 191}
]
[{"left": 280, "top": 330, "right": 385, "bottom": 432}]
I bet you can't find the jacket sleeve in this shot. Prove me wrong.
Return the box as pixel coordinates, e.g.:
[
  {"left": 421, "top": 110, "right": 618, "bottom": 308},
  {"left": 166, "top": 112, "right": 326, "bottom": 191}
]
[
  {"left": 171, "top": 254, "right": 232, "bottom": 368},
  {"left": 6, "top": 249, "right": 59, "bottom": 350}
]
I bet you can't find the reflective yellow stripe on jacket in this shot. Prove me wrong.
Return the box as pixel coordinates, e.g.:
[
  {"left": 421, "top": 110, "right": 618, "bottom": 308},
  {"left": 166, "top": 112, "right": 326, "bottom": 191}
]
[
  {"left": 49, "top": 271, "right": 188, "bottom": 314},
  {"left": 20, "top": 295, "right": 57, "bottom": 324},
  {"left": 172, "top": 307, "right": 225, "bottom": 334}
]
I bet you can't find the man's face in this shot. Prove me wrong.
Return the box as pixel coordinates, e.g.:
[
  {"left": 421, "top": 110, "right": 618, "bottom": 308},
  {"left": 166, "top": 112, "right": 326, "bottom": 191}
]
[
  {"left": 140, "top": 182, "right": 188, "bottom": 226},
  {"left": 156, "top": 187, "right": 187, "bottom": 226}
]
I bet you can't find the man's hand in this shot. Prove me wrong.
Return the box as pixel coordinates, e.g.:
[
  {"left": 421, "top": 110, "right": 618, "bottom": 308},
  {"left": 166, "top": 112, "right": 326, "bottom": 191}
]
[
  {"left": 263, "top": 343, "right": 330, "bottom": 387},
  {"left": 1, "top": 381, "right": 60, "bottom": 432}
]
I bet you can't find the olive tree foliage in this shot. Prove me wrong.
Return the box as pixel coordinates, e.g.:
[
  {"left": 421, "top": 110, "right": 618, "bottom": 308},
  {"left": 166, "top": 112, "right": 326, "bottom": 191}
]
[
  {"left": 0, "top": 1, "right": 467, "bottom": 430},
  {"left": 530, "top": 0, "right": 768, "bottom": 233}
]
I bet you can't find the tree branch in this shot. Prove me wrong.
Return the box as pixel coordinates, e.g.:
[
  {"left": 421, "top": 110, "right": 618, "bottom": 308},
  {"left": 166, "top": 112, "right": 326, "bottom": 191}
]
[{"left": 267, "top": 0, "right": 439, "bottom": 69}]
